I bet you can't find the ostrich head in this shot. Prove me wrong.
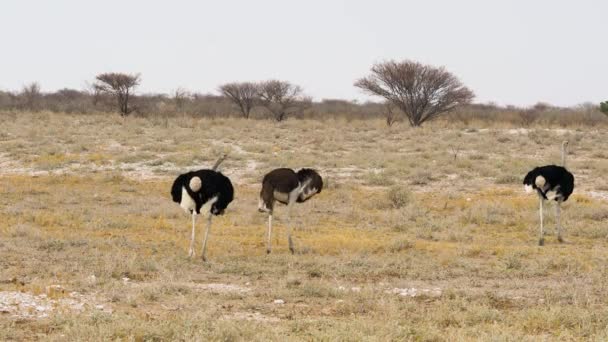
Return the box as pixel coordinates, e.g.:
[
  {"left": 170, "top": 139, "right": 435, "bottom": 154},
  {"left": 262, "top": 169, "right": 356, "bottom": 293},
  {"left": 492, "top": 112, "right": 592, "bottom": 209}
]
[
  {"left": 171, "top": 174, "right": 188, "bottom": 203},
  {"left": 523, "top": 167, "right": 549, "bottom": 197},
  {"left": 210, "top": 174, "right": 234, "bottom": 216},
  {"left": 296, "top": 168, "right": 323, "bottom": 202},
  {"left": 523, "top": 168, "right": 543, "bottom": 194},
  {"left": 211, "top": 202, "right": 224, "bottom": 215}
]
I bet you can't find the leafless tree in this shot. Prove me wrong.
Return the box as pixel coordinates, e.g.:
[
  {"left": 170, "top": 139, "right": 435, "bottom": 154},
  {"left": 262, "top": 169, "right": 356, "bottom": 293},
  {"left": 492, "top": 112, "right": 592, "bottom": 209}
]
[
  {"left": 173, "top": 87, "right": 190, "bottom": 112},
  {"left": 519, "top": 102, "right": 551, "bottom": 126},
  {"left": 219, "top": 82, "right": 259, "bottom": 119},
  {"left": 93, "top": 73, "right": 140, "bottom": 116},
  {"left": 257, "top": 80, "right": 310, "bottom": 121},
  {"left": 519, "top": 108, "right": 540, "bottom": 126},
  {"left": 20, "top": 82, "right": 42, "bottom": 111},
  {"left": 355, "top": 60, "right": 474, "bottom": 127}
]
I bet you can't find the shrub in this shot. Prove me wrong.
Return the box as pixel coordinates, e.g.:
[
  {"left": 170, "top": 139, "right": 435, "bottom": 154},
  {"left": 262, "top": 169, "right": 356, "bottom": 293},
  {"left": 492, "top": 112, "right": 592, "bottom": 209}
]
[{"left": 387, "top": 185, "right": 411, "bottom": 208}]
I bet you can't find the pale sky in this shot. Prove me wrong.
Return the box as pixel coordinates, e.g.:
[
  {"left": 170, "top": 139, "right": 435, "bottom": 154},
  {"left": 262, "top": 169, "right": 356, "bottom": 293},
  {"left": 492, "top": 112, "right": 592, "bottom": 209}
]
[{"left": 1, "top": 0, "right": 606, "bottom": 107}]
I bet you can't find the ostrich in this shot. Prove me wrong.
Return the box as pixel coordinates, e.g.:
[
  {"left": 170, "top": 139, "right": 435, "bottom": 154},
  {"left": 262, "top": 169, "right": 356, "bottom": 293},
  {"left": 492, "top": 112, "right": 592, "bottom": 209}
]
[
  {"left": 258, "top": 168, "right": 323, "bottom": 254},
  {"left": 171, "top": 156, "right": 233, "bottom": 261},
  {"left": 523, "top": 141, "right": 574, "bottom": 246}
]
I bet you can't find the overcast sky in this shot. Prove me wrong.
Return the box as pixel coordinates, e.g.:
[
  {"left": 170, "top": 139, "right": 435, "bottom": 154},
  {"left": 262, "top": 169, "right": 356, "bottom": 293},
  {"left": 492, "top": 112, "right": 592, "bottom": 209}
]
[{"left": 1, "top": 0, "right": 606, "bottom": 106}]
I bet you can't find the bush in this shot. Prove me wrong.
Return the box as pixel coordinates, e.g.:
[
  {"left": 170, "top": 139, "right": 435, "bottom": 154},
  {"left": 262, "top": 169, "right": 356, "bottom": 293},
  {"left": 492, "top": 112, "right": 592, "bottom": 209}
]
[
  {"left": 387, "top": 185, "right": 411, "bottom": 209},
  {"left": 600, "top": 101, "right": 608, "bottom": 116},
  {"left": 364, "top": 171, "right": 395, "bottom": 186}
]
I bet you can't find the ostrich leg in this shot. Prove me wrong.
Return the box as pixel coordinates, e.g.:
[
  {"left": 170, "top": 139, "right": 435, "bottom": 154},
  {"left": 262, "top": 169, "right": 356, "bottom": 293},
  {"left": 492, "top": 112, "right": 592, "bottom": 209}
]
[
  {"left": 189, "top": 213, "right": 197, "bottom": 257},
  {"left": 556, "top": 200, "right": 564, "bottom": 243},
  {"left": 538, "top": 197, "right": 545, "bottom": 246},
  {"left": 286, "top": 198, "right": 296, "bottom": 254},
  {"left": 267, "top": 213, "right": 273, "bottom": 254},
  {"left": 201, "top": 212, "right": 213, "bottom": 262}
]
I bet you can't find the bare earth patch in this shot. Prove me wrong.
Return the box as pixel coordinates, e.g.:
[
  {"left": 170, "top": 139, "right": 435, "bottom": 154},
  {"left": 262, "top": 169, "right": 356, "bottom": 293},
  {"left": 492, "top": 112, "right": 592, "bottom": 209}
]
[{"left": 0, "top": 288, "right": 110, "bottom": 319}]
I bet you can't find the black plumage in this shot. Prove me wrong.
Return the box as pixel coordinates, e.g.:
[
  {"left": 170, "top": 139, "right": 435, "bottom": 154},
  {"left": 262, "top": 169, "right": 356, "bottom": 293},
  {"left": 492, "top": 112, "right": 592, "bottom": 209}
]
[
  {"left": 259, "top": 168, "right": 323, "bottom": 211},
  {"left": 523, "top": 165, "right": 574, "bottom": 202},
  {"left": 171, "top": 169, "right": 234, "bottom": 260},
  {"left": 171, "top": 169, "right": 234, "bottom": 215},
  {"left": 296, "top": 168, "right": 324, "bottom": 203},
  {"left": 259, "top": 168, "right": 299, "bottom": 211},
  {"left": 523, "top": 160, "right": 575, "bottom": 246},
  {"left": 258, "top": 168, "right": 323, "bottom": 254}
]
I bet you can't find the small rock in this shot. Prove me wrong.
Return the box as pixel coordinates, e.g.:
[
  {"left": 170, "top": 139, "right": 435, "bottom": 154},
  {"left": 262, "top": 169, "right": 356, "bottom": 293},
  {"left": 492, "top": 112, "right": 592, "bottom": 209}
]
[{"left": 273, "top": 299, "right": 285, "bottom": 305}]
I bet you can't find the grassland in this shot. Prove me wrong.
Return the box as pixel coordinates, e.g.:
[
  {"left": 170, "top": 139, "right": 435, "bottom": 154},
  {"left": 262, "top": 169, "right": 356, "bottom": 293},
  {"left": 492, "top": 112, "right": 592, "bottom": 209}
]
[{"left": 1, "top": 112, "right": 608, "bottom": 341}]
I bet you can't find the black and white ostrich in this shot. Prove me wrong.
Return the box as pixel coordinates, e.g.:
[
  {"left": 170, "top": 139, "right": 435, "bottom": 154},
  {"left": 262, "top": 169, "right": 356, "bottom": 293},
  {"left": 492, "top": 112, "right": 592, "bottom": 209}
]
[
  {"left": 523, "top": 141, "right": 574, "bottom": 246},
  {"left": 258, "top": 168, "right": 323, "bottom": 254},
  {"left": 171, "top": 162, "right": 234, "bottom": 261}
]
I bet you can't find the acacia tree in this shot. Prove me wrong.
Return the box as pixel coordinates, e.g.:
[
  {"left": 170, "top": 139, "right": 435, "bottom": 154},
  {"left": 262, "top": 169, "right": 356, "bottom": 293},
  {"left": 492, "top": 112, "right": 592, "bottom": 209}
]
[
  {"left": 93, "top": 73, "right": 140, "bottom": 116},
  {"left": 257, "top": 80, "right": 310, "bottom": 121},
  {"left": 219, "top": 82, "right": 259, "bottom": 119},
  {"left": 355, "top": 60, "right": 474, "bottom": 127}
]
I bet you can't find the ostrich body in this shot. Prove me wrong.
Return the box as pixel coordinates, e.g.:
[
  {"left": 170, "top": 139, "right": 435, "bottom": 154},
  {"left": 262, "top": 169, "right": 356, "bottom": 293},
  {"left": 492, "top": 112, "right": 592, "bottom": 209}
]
[
  {"left": 258, "top": 168, "right": 323, "bottom": 254},
  {"left": 523, "top": 141, "right": 574, "bottom": 245},
  {"left": 171, "top": 169, "right": 234, "bottom": 260}
]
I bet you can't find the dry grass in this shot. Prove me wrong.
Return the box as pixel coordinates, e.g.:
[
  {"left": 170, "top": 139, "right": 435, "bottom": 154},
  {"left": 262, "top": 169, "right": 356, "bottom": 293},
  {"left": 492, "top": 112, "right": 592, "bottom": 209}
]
[{"left": 1, "top": 112, "right": 608, "bottom": 340}]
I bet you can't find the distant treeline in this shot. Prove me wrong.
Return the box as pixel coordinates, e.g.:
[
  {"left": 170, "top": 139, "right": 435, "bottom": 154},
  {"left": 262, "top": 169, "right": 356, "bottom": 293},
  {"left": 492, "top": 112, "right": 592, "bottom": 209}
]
[
  {"left": 0, "top": 85, "right": 382, "bottom": 119},
  {"left": 0, "top": 86, "right": 606, "bottom": 127}
]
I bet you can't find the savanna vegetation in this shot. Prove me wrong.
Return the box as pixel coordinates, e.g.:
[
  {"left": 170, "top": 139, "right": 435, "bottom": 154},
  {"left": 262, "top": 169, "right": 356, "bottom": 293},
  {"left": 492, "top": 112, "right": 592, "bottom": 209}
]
[
  {"left": 1, "top": 111, "right": 608, "bottom": 340},
  {"left": 1, "top": 60, "right": 606, "bottom": 128}
]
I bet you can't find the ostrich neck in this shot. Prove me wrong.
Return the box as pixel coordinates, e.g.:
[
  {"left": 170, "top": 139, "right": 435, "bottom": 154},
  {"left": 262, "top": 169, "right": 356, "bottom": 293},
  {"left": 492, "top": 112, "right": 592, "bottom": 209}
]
[{"left": 561, "top": 146, "right": 567, "bottom": 167}]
